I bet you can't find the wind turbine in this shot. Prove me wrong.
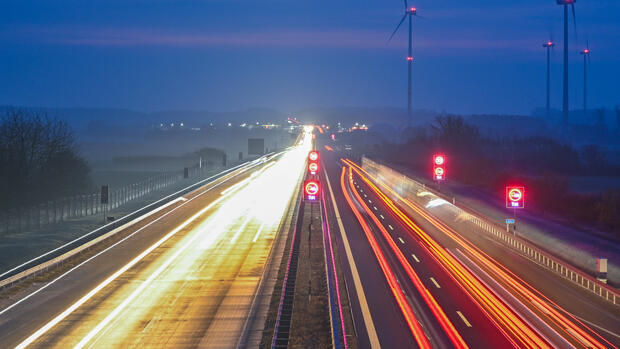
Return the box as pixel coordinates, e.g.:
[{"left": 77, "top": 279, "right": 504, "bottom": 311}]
[
  {"left": 542, "top": 39, "right": 555, "bottom": 119},
  {"left": 389, "top": 1, "right": 418, "bottom": 127},
  {"left": 557, "top": 0, "right": 577, "bottom": 128},
  {"left": 580, "top": 43, "right": 590, "bottom": 117}
]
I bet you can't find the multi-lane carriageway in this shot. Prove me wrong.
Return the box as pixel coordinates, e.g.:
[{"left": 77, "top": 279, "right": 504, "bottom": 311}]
[
  {"left": 0, "top": 131, "right": 314, "bottom": 348},
  {"left": 0, "top": 125, "right": 618, "bottom": 349},
  {"left": 319, "top": 145, "right": 619, "bottom": 348}
]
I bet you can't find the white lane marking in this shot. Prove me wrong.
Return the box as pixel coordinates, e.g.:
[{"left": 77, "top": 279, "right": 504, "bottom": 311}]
[
  {"left": 560, "top": 311, "right": 620, "bottom": 340},
  {"left": 368, "top": 199, "right": 372, "bottom": 203},
  {"left": 252, "top": 223, "right": 266, "bottom": 242},
  {"left": 531, "top": 299, "right": 551, "bottom": 315},
  {"left": 0, "top": 162, "right": 253, "bottom": 282},
  {"left": 323, "top": 168, "right": 380, "bottom": 349},
  {"left": 0, "top": 175, "right": 244, "bottom": 318},
  {"left": 76, "top": 195, "right": 237, "bottom": 348},
  {"left": 16, "top": 186, "right": 238, "bottom": 349},
  {"left": 565, "top": 327, "right": 592, "bottom": 347},
  {"left": 179, "top": 197, "right": 188, "bottom": 201},
  {"left": 373, "top": 206, "right": 378, "bottom": 211},
  {"left": 230, "top": 216, "right": 252, "bottom": 243},
  {"left": 379, "top": 215, "right": 385, "bottom": 220},
  {"left": 364, "top": 194, "right": 367, "bottom": 198},
  {"left": 411, "top": 254, "right": 420, "bottom": 263},
  {"left": 430, "top": 277, "right": 441, "bottom": 289},
  {"left": 11, "top": 153, "right": 287, "bottom": 348},
  {"left": 457, "top": 311, "right": 472, "bottom": 327},
  {"left": 388, "top": 225, "right": 394, "bottom": 230},
  {"left": 450, "top": 248, "right": 569, "bottom": 348},
  {"left": 398, "top": 237, "right": 405, "bottom": 244}
]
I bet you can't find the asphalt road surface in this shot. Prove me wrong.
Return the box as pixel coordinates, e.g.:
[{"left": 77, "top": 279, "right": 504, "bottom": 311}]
[
  {"left": 0, "top": 134, "right": 312, "bottom": 348},
  {"left": 321, "top": 142, "right": 619, "bottom": 349}
]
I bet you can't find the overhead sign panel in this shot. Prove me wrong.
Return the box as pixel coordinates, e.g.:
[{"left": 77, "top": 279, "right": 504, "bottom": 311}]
[{"left": 248, "top": 138, "right": 265, "bottom": 155}]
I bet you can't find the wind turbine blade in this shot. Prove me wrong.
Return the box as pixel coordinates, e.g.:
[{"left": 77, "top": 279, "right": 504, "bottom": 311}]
[
  {"left": 571, "top": 3, "right": 578, "bottom": 43},
  {"left": 549, "top": 28, "right": 554, "bottom": 43},
  {"left": 403, "top": 0, "right": 408, "bottom": 9},
  {"left": 388, "top": 14, "right": 408, "bottom": 43}
]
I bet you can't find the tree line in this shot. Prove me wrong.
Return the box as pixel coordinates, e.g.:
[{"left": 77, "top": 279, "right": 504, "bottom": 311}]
[
  {"left": 0, "top": 108, "right": 92, "bottom": 213},
  {"left": 370, "top": 115, "right": 620, "bottom": 233}
]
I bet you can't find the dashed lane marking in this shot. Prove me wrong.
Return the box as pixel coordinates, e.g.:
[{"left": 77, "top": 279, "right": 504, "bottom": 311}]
[{"left": 457, "top": 311, "right": 472, "bottom": 327}]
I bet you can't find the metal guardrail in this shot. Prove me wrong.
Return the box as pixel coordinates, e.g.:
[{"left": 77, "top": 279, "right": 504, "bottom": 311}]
[
  {"left": 271, "top": 200, "right": 304, "bottom": 348},
  {"left": 235, "top": 171, "right": 304, "bottom": 349},
  {"left": 320, "top": 191, "right": 346, "bottom": 349},
  {"left": 362, "top": 157, "right": 619, "bottom": 306},
  {"left": 468, "top": 215, "right": 619, "bottom": 305},
  {"left": 0, "top": 155, "right": 273, "bottom": 290}
]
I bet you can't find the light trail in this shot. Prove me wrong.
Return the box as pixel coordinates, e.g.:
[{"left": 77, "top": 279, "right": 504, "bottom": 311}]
[
  {"left": 346, "top": 159, "right": 613, "bottom": 349},
  {"left": 16, "top": 130, "right": 314, "bottom": 348},
  {"left": 321, "top": 189, "right": 349, "bottom": 349},
  {"left": 344, "top": 159, "right": 550, "bottom": 349},
  {"left": 348, "top": 159, "right": 614, "bottom": 348},
  {"left": 344, "top": 165, "right": 469, "bottom": 349},
  {"left": 340, "top": 167, "right": 432, "bottom": 349},
  {"left": 16, "top": 185, "right": 238, "bottom": 349}
]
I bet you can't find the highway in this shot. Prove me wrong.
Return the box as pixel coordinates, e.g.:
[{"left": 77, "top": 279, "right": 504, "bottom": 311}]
[
  {"left": 320, "top": 143, "right": 620, "bottom": 349},
  {"left": 322, "top": 149, "right": 511, "bottom": 348},
  {"left": 0, "top": 132, "right": 312, "bottom": 348}
]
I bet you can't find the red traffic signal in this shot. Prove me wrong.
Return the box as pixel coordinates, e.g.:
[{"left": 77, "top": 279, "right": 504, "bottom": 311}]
[
  {"left": 308, "top": 150, "right": 319, "bottom": 162},
  {"left": 433, "top": 154, "right": 446, "bottom": 181},
  {"left": 304, "top": 180, "right": 320, "bottom": 201},
  {"left": 308, "top": 162, "right": 319, "bottom": 175},
  {"left": 506, "top": 186, "right": 525, "bottom": 208}
]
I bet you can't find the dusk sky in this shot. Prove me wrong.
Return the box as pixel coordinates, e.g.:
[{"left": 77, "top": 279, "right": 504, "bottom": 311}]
[{"left": 1, "top": 0, "right": 619, "bottom": 115}]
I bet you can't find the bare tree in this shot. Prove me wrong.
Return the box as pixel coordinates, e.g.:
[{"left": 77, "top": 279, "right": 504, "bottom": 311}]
[{"left": 0, "top": 108, "right": 92, "bottom": 211}]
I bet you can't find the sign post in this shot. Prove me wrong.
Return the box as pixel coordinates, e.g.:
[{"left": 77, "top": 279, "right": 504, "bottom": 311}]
[
  {"left": 505, "top": 186, "right": 524, "bottom": 235},
  {"left": 597, "top": 258, "right": 608, "bottom": 284},
  {"left": 432, "top": 154, "right": 446, "bottom": 191}
]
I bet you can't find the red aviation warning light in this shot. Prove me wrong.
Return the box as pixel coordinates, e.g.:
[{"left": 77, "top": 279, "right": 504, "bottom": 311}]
[
  {"left": 506, "top": 186, "right": 525, "bottom": 208},
  {"left": 304, "top": 180, "right": 320, "bottom": 201},
  {"left": 308, "top": 162, "right": 319, "bottom": 175},
  {"left": 308, "top": 150, "right": 319, "bottom": 162},
  {"left": 432, "top": 154, "right": 446, "bottom": 181}
]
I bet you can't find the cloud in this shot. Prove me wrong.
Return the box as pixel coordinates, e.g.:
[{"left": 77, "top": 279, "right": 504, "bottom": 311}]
[{"left": 5, "top": 25, "right": 542, "bottom": 53}]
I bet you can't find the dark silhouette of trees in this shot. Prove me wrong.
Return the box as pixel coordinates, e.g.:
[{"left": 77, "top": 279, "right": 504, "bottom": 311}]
[
  {"left": 373, "top": 114, "right": 620, "bottom": 233},
  {"left": 431, "top": 115, "right": 481, "bottom": 151},
  {"left": 0, "top": 109, "right": 92, "bottom": 212}
]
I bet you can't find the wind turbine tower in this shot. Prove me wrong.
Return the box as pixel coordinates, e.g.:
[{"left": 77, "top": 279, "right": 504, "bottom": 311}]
[
  {"left": 389, "top": 1, "right": 418, "bottom": 126},
  {"left": 580, "top": 46, "right": 590, "bottom": 117},
  {"left": 557, "top": 0, "right": 576, "bottom": 128},
  {"left": 543, "top": 40, "right": 555, "bottom": 118}
]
